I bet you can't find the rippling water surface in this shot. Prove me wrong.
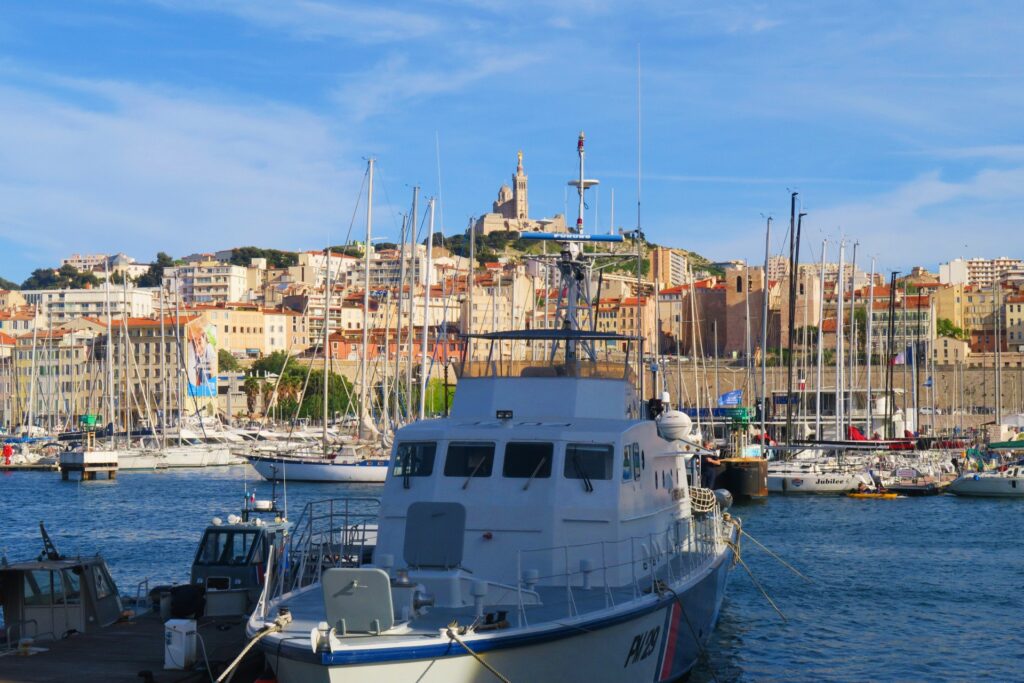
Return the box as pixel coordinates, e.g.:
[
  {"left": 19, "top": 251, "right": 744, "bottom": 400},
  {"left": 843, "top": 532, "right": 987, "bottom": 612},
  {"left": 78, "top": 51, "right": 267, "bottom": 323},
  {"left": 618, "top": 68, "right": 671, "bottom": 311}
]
[{"left": 2, "top": 467, "right": 1020, "bottom": 681}]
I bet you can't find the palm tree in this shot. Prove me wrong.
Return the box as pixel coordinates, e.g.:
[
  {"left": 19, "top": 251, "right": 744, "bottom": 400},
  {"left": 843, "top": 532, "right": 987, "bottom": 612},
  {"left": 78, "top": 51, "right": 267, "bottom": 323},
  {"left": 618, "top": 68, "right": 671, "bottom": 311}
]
[{"left": 243, "top": 376, "right": 262, "bottom": 416}]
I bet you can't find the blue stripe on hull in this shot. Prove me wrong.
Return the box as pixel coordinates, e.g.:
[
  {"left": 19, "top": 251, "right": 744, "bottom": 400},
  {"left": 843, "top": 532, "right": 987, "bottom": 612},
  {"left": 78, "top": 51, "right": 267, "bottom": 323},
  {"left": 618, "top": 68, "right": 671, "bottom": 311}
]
[{"left": 265, "top": 534, "right": 736, "bottom": 677}]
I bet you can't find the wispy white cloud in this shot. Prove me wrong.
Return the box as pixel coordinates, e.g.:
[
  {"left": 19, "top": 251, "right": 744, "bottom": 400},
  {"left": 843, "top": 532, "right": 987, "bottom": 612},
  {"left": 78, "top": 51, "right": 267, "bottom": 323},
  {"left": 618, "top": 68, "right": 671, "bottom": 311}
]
[
  {"left": 0, "top": 74, "right": 366, "bottom": 276},
  {"left": 927, "top": 145, "right": 1024, "bottom": 161},
  {"left": 333, "top": 51, "right": 544, "bottom": 122},
  {"left": 807, "top": 168, "right": 1024, "bottom": 267},
  {"left": 150, "top": 0, "right": 442, "bottom": 43}
]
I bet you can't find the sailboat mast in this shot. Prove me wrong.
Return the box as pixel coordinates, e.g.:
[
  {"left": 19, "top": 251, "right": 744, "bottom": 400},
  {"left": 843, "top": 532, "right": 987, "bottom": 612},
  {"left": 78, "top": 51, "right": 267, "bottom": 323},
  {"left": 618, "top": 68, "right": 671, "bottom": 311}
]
[
  {"left": 835, "top": 240, "right": 845, "bottom": 437},
  {"left": 323, "top": 243, "right": 332, "bottom": 455},
  {"left": 815, "top": 240, "right": 827, "bottom": 440},
  {"left": 784, "top": 193, "right": 798, "bottom": 443},
  {"left": 393, "top": 214, "right": 408, "bottom": 426},
  {"left": 104, "top": 260, "right": 114, "bottom": 446},
  {"left": 865, "top": 257, "right": 875, "bottom": 436},
  {"left": 759, "top": 217, "right": 771, "bottom": 453},
  {"left": 407, "top": 187, "right": 419, "bottom": 418},
  {"left": 467, "top": 215, "right": 475, "bottom": 365},
  {"left": 359, "top": 158, "right": 375, "bottom": 439},
  {"left": 419, "top": 198, "right": 435, "bottom": 420},
  {"left": 160, "top": 287, "right": 167, "bottom": 449},
  {"left": 847, "top": 241, "right": 858, "bottom": 435}
]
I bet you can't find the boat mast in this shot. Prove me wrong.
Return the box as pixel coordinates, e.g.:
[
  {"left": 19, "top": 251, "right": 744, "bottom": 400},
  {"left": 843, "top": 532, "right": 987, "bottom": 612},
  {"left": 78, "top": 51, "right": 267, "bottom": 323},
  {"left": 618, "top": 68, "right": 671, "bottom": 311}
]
[
  {"left": 27, "top": 302, "right": 39, "bottom": 436},
  {"left": 994, "top": 279, "right": 1002, "bottom": 424},
  {"left": 815, "top": 239, "right": 827, "bottom": 440},
  {"left": 847, "top": 241, "right": 858, "bottom": 436},
  {"left": 121, "top": 274, "right": 132, "bottom": 442},
  {"left": 393, "top": 214, "right": 408, "bottom": 427},
  {"left": 784, "top": 192, "right": 798, "bottom": 443},
  {"left": 406, "top": 187, "right": 419, "bottom": 418},
  {"left": 419, "top": 198, "right": 435, "bottom": 420},
  {"left": 322, "top": 243, "right": 332, "bottom": 456},
  {"left": 160, "top": 287, "right": 167, "bottom": 449},
  {"left": 835, "top": 240, "right": 845, "bottom": 438},
  {"left": 759, "top": 216, "right": 771, "bottom": 453},
  {"left": 173, "top": 274, "right": 184, "bottom": 446},
  {"left": 467, "top": 215, "right": 475, "bottom": 366},
  {"left": 865, "top": 256, "right": 875, "bottom": 436},
  {"left": 744, "top": 259, "right": 752, "bottom": 392},
  {"left": 359, "top": 157, "right": 375, "bottom": 440},
  {"left": 884, "top": 272, "right": 898, "bottom": 439},
  {"left": 104, "top": 260, "right": 114, "bottom": 447}
]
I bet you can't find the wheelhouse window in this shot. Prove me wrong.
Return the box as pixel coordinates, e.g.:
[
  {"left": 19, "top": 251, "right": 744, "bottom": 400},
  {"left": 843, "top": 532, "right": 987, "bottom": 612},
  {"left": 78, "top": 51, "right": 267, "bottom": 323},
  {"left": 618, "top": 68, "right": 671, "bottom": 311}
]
[
  {"left": 503, "top": 442, "right": 553, "bottom": 478},
  {"left": 394, "top": 441, "right": 437, "bottom": 477},
  {"left": 444, "top": 442, "right": 495, "bottom": 478},
  {"left": 195, "top": 530, "right": 258, "bottom": 566},
  {"left": 622, "top": 445, "right": 633, "bottom": 481},
  {"left": 565, "top": 444, "right": 614, "bottom": 480}
]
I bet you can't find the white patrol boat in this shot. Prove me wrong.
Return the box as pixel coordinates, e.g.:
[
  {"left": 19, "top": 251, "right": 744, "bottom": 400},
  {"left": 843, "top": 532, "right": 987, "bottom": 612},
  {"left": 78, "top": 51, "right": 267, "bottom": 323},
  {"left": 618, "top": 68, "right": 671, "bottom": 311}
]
[{"left": 245, "top": 134, "right": 739, "bottom": 683}]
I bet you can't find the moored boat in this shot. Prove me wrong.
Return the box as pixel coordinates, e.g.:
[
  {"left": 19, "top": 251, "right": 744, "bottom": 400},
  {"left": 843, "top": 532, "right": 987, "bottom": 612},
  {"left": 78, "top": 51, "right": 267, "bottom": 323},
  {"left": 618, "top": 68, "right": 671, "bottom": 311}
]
[
  {"left": 948, "top": 464, "right": 1024, "bottom": 497},
  {"left": 242, "top": 137, "right": 740, "bottom": 683}
]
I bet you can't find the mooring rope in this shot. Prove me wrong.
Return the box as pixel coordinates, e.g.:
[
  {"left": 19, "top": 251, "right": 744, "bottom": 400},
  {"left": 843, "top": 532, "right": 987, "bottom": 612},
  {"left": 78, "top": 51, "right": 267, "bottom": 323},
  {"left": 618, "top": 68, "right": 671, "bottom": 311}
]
[{"left": 446, "top": 621, "right": 512, "bottom": 683}]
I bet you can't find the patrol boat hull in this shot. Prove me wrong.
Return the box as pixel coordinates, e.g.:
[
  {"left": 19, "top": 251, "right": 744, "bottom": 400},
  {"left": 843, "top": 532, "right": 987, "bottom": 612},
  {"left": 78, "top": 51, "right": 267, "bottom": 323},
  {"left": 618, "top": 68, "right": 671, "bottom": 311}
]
[{"left": 260, "top": 525, "right": 736, "bottom": 683}]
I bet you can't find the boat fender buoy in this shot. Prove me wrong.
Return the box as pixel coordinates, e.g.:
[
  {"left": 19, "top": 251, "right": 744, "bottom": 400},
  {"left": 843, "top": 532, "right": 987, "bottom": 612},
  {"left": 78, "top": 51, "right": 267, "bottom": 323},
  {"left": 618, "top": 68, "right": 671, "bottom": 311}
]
[{"left": 973, "top": 474, "right": 980, "bottom": 481}]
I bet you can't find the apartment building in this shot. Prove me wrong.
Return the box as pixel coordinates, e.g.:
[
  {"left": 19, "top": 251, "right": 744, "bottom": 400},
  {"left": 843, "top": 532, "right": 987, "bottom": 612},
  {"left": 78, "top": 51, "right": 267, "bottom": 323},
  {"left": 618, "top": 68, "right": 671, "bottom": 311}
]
[
  {"left": 940, "top": 256, "right": 1024, "bottom": 287},
  {"left": 164, "top": 261, "right": 248, "bottom": 304},
  {"left": 22, "top": 285, "right": 156, "bottom": 325}
]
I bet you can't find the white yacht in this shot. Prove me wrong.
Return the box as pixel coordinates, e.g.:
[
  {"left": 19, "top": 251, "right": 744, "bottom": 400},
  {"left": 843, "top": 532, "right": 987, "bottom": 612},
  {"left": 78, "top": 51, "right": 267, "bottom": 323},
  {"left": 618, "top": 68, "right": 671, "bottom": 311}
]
[
  {"left": 948, "top": 464, "right": 1024, "bottom": 497},
  {"left": 245, "top": 139, "right": 738, "bottom": 682}
]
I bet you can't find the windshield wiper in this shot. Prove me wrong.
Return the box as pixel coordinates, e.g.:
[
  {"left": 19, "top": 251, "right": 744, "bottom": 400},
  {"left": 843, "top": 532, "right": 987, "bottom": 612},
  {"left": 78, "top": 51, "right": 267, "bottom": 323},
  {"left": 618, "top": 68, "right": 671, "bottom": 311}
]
[
  {"left": 572, "top": 454, "right": 594, "bottom": 493},
  {"left": 522, "top": 456, "right": 548, "bottom": 491},
  {"left": 462, "top": 458, "right": 487, "bottom": 489}
]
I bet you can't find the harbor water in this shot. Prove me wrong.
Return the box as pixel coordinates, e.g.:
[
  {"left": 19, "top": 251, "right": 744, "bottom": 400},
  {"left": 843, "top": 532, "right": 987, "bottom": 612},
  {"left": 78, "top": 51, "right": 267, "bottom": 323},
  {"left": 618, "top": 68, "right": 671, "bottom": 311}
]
[{"left": 1, "top": 466, "right": 1020, "bottom": 681}]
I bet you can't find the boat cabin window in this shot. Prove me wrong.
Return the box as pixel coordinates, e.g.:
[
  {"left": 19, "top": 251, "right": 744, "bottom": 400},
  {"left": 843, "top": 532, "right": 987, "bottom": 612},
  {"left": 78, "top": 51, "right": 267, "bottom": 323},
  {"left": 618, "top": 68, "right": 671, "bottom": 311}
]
[
  {"left": 503, "top": 442, "right": 553, "bottom": 478},
  {"left": 393, "top": 442, "right": 437, "bottom": 477},
  {"left": 23, "top": 570, "right": 62, "bottom": 606},
  {"left": 444, "top": 442, "right": 494, "bottom": 478},
  {"left": 631, "top": 444, "right": 641, "bottom": 480},
  {"left": 622, "top": 445, "right": 633, "bottom": 481},
  {"left": 93, "top": 565, "right": 115, "bottom": 599},
  {"left": 565, "top": 444, "right": 614, "bottom": 480},
  {"left": 195, "top": 530, "right": 259, "bottom": 566},
  {"left": 62, "top": 569, "right": 81, "bottom": 604}
]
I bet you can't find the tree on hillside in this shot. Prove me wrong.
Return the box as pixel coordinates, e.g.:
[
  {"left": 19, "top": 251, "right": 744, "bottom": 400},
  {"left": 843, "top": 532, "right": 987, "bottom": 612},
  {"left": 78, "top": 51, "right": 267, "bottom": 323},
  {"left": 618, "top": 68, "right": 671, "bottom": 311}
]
[
  {"left": 21, "top": 265, "right": 100, "bottom": 290},
  {"left": 136, "top": 252, "right": 175, "bottom": 288},
  {"left": 218, "top": 349, "right": 240, "bottom": 372},
  {"left": 229, "top": 247, "right": 298, "bottom": 269},
  {"left": 0, "top": 276, "right": 20, "bottom": 290}
]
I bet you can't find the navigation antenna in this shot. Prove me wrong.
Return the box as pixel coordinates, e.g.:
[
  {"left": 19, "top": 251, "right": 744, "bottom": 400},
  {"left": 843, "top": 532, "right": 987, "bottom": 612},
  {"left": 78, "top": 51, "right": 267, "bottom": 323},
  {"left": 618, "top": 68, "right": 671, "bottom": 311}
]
[{"left": 522, "top": 132, "right": 623, "bottom": 363}]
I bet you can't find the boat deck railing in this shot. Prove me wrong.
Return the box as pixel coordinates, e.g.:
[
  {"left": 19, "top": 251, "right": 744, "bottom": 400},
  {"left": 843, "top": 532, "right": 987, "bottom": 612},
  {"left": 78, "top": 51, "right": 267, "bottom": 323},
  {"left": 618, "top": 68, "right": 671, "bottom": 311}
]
[
  {"left": 263, "top": 496, "right": 380, "bottom": 609},
  {"left": 513, "top": 510, "right": 726, "bottom": 627}
]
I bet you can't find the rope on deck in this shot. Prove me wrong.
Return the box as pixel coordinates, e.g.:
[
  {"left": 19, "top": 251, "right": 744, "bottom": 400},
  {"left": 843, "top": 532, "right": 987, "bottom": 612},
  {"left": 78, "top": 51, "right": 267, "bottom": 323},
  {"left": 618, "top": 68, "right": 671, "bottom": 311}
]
[{"left": 446, "top": 621, "right": 512, "bottom": 683}]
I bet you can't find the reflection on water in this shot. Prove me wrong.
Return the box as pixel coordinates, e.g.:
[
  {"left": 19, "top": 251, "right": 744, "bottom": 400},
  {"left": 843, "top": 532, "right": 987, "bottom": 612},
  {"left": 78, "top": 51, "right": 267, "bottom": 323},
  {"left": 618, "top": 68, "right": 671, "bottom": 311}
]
[{"left": 3, "top": 469, "right": 1019, "bottom": 680}]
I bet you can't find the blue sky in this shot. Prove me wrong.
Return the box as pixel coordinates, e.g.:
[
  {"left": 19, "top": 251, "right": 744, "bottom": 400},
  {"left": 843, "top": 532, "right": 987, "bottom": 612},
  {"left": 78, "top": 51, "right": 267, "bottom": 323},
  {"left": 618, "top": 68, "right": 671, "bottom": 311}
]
[{"left": 0, "top": 1, "right": 1022, "bottom": 281}]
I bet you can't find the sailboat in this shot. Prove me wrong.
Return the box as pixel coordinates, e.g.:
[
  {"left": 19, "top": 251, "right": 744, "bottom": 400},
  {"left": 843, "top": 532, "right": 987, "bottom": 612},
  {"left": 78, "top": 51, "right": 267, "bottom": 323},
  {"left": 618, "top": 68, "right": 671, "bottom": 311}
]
[
  {"left": 249, "top": 159, "right": 389, "bottom": 484},
  {"left": 245, "top": 133, "right": 739, "bottom": 683}
]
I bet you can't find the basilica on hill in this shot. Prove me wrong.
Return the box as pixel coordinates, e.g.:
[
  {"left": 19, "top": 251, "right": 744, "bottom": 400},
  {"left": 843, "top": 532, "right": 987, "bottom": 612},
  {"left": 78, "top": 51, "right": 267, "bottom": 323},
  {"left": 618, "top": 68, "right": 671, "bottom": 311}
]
[{"left": 472, "top": 151, "right": 568, "bottom": 236}]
